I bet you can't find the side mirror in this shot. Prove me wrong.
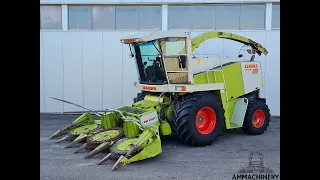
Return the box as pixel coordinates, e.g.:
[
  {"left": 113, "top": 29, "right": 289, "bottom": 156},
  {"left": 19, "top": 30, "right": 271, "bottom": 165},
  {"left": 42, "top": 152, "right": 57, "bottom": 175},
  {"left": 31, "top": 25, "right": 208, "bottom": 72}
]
[
  {"left": 238, "top": 54, "right": 243, "bottom": 58},
  {"left": 129, "top": 54, "right": 134, "bottom": 58},
  {"left": 178, "top": 55, "right": 187, "bottom": 69},
  {"left": 250, "top": 55, "right": 256, "bottom": 61}
]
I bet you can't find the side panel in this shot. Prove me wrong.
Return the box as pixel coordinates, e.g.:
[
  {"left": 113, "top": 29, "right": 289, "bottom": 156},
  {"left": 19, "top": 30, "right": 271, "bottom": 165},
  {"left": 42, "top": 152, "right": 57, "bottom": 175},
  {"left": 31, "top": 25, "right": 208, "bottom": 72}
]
[
  {"left": 221, "top": 62, "right": 245, "bottom": 100},
  {"left": 240, "top": 61, "right": 263, "bottom": 94},
  {"left": 230, "top": 98, "right": 248, "bottom": 127},
  {"left": 214, "top": 91, "right": 248, "bottom": 129},
  {"left": 140, "top": 111, "right": 159, "bottom": 128},
  {"left": 193, "top": 62, "right": 245, "bottom": 100},
  {"left": 214, "top": 90, "right": 233, "bottom": 129}
]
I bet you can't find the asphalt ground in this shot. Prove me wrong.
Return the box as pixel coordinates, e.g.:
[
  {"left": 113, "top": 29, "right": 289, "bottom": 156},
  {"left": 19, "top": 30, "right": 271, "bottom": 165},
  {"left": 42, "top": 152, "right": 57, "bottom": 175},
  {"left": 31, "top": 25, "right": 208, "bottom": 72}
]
[{"left": 40, "top": 114, "right": 280, "bottom": 180}]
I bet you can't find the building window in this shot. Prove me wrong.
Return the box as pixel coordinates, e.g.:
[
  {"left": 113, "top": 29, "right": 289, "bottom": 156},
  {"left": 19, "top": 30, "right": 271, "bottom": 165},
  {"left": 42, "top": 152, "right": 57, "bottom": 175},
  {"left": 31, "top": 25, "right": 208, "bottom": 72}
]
[
  {"left": 216, "top": 5, "right": 240, "bottom": 30},
  {"left": 116, "top": 6, "right": 162, "bottom": 30},
  {"left": 68, "top": 5, "right": 161, "bottom": 30},
  {"left": 116, "top": 6, "right": 139, "bottom": 29},
  {"left": 168, "top": 6, "right": 192, "bottom": 29},
  {"left": 139, "top": 6, "right": 162, "bottom": 30},
  {"left": 92, "top": 6, "right": 115, "bottom": 30},
  {"left": 168, "top": 4, "right": 266, "bottom": 30},
  {"left": 191, "top": 6, "right": 215, "bottom": 29},
  {"left": 68, "top": 6, "right": 92, "bottom": 29},
  {"left": 40, "top": 5, "right": 62, "bottom": 29},
  {"left": 168, "top": 5, "right": 216, "bottom": 29},
  {"left": 240, "top": 5, "right": 265, "bottom": 30},
  {"left": 272, "top": 4, "right": 280, "bottom": 29}
]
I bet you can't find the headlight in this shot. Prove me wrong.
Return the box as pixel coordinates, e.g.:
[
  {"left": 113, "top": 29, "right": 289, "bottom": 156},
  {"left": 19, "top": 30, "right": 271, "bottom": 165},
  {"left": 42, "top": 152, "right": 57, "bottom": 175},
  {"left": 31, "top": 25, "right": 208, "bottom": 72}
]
[{"left": 175, "top": 86, "right": 186, "bottom": 91}]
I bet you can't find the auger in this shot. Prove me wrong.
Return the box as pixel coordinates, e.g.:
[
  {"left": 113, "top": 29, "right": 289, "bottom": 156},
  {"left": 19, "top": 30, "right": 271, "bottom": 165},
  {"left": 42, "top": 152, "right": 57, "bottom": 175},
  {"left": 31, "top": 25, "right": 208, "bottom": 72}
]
[{"left": 48, "top": 30, "right": 271, "bottom": 171}]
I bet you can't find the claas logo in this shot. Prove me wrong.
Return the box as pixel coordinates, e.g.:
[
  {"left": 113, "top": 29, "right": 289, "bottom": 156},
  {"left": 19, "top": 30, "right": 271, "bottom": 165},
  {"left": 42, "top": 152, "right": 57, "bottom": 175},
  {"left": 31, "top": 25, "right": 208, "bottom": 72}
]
[
  {"left": 244, "top": 64, "right": 259, "bottom": 74},
  {"left": 143, "top": 117, "right": 157, "bottom": 123},
  {"left": 244, "top": 64, "right": 258, "bottom": 69},
  {"left": 142, "top": 86, "right": 156, "bottom": 90}
]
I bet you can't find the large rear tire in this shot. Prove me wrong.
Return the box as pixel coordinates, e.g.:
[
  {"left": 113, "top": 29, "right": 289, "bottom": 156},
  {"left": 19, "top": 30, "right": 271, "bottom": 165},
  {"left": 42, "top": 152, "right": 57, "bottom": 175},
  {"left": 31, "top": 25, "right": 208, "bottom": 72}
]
[
  {"left": 241, "top": 101, "right": 271, "bottom": 135},
  {"left": 172, "top": 92, "right": 225, "bottom": 147}
]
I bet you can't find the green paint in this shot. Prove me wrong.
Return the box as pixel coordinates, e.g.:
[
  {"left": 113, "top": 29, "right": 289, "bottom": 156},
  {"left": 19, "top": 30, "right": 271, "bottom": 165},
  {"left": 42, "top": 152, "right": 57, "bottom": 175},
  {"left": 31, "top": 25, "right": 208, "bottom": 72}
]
[
  {"left": 101, "top": 112, "right": 120, "bottom": 129},
  {"left": 225, "top": 98, "right": 237, "bottom": 129},
  {"left": 73, "top": 133, "right": 88, "bottom": 141},
  {"left": 222, "top": 62, "right": 245, "bottom": 101},
  {"left": 91, "top": 130, "right": 120, "bottom": 142},
  {"left": 72, "top": 112, "right": 95, "bottom": 125},
  {"left": 114, "top": 94, "right": 174, "bottom": 138},
  {"left": 123, "top": 121, "right": 141, "bottom": 137},
  {"left": 116, "top": 138, "right": 138, "bottom": 151},
  {"left": 159, "top": 121, "right": 172, "bottom": 135},
  {"left": 94, "top": 120, "right": 102, "bottom": 124},
  {"left": 165, "top": 105, "right": 174, "bottom": 121},
  {"left": 217, "top": 90, "right": 231, "bottom": 129},
  {"left": 120, "top": 127, "right": 162, "bottom": 166},
  {"left": 213, "top": 91, "right": 245, "bottom": 129},
  {"left": 69, "top": 123, "right": 100, "bottom": 136},
  {"left": 120, "top": 135, "right": 162, "bottom": 165},
  {"left": 116, "top": 97, "right": 160, "bottom": 120},
  {"left": 194, "top": 62, "right": 244, "bottom": 101}
]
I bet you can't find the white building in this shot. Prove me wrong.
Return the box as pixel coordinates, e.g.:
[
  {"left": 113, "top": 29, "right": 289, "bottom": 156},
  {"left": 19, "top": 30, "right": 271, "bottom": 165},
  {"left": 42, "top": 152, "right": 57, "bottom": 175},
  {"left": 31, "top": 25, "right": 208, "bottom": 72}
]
[{"left": 40, "top": 0, "right": 280, "bottom": 116}]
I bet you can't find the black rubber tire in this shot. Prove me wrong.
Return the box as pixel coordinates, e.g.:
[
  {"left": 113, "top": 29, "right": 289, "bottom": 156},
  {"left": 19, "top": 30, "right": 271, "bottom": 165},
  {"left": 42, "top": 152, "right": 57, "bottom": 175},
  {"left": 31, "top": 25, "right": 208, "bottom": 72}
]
[
  {"left": 133, "top": 91, "right": 147, "bottom": 103},
  {"left": 172, "top": 92, "right": 225, "bottom": 147},
  {"left": 241, "top": 100, "right": 271, "bottom": 135}
]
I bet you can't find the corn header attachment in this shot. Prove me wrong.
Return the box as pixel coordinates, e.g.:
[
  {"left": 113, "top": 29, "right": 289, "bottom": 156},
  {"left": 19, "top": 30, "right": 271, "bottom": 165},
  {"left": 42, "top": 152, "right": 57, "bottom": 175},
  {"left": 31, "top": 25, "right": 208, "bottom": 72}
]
[{"left": 49, "top": 95, "right": 166, "bottom": 171}]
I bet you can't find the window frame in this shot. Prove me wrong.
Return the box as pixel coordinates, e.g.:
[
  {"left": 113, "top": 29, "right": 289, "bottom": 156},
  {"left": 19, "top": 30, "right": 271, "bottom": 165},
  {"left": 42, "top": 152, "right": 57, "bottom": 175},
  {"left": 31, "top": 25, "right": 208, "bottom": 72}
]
[
  {"left": 239, "top": 4, "right": 266, "bottom": 30},
  {"left": 40, "top": 5, "right": 63, "bottom": 30},
  {"left": 167, "top": 4, "right": 267, "bottom": 31},
  {"left": 271, "top": 3, "right": 280, "bottom": 30}
]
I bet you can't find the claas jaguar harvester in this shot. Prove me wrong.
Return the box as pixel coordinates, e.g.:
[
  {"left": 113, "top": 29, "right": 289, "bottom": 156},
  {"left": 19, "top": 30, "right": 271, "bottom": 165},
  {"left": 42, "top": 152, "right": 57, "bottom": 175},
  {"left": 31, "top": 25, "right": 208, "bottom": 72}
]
[{"left": 49, "top": 30, "right": 271, "bottom": 171}]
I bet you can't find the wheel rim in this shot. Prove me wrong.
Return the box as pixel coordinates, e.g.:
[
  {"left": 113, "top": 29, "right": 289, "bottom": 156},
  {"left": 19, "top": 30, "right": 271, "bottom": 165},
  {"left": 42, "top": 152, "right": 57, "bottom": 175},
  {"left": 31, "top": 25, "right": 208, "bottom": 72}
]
[
  {"left": 252, "top": 110, "right": 265, "bottom": 128},
  {"left": 195, "top": 107, "right": 216, "bottom": 134}
]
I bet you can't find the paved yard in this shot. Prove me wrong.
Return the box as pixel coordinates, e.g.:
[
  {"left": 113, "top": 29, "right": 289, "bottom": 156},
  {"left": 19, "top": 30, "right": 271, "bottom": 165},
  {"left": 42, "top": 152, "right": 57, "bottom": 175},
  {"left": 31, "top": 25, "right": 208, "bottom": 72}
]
[{"left": 40, "top": 114, "right": 280, "bottom": 180}]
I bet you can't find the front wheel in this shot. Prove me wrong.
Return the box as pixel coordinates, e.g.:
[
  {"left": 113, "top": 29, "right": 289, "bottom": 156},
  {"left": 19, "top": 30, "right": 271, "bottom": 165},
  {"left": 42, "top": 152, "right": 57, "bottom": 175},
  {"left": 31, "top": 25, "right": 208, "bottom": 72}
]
[
  {"left": 241, "top": 101, "right": 271, "bottom": 135},
  {"left": 172, "top": 92, "right": 226, "bottom": 147}
]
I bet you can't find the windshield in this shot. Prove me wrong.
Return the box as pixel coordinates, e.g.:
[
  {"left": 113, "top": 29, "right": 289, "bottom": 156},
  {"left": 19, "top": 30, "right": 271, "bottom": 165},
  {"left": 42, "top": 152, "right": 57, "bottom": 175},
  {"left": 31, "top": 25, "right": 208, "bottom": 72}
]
[{"left": 132, "top": 40, "right": 167, "bottom": 85}]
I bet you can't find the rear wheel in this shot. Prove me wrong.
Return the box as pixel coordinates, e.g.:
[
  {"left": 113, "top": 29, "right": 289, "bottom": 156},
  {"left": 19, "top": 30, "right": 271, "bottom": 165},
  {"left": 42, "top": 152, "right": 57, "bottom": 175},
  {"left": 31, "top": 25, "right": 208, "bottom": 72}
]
[
  {"left": 172, "top": 92, "right": 225, "bottom": 147},
  {"left": 241, "top": 101, "right": 271, "bottom": 135}
]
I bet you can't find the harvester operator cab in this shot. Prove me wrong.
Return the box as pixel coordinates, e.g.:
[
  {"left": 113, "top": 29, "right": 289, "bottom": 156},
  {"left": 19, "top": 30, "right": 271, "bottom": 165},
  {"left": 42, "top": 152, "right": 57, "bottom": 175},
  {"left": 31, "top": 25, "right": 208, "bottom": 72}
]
[
  {"left": 121, "top": 32, "right": 190, "bottom": 85},
  {"left": 120, "top": 31, "right": 268, "bottom": 92}
]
